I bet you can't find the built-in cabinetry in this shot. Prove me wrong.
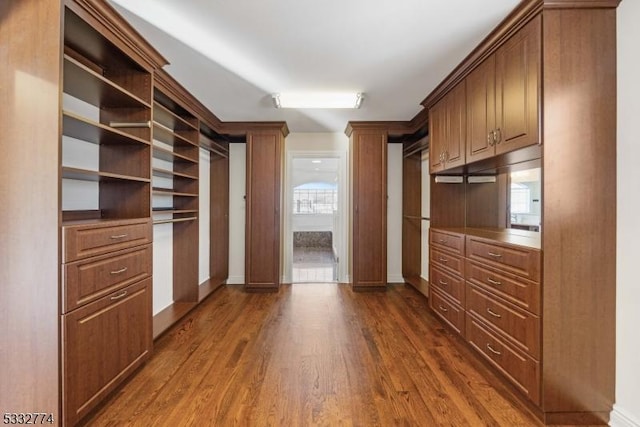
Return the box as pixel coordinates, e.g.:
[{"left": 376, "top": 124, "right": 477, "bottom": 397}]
[
  {"left": 429, "top": 82, "right": 466, "bottom": 173},
  {"left": 402, "top": 136, "right": 428, "bottom": 296},
  {"left": 200, "top": 124, "right": 230, "bottom": 299},
  {"left": 425, "top": 1, "right": 619, "bottom": 424},
  {"left": 245, "top": 128, "right": 287, "bottom": 291},
  {"left": 466, "top": 16, "right": 540, "bottom": 164},
  {"left": 346, "top": 124, "right": 388, "bottom": 290},
  {"left": 58, "top": 3, "right": 164, "bottom": 425}
]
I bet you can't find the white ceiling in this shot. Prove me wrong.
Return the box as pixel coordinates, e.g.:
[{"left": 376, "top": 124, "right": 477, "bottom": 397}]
[{"left": 108, "top": 0, "right": 519, "bottom": 132}]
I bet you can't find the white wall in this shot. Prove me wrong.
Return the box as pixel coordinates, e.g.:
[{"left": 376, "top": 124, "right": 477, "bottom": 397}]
[
  {"left": 199, "top": 148, "right": 211, "bottom": 284},
  {"left": 292, "top": 214, "right": 333, "bottom": 232},
  {"left": 227, "top": 143, "right": 246, "bottom": 284},
  {"left": 612, "top": 2, "right": 640, "bottom": 426},
  {"left": 387, "top": 144, "right": 403, "bottom": 283},
  {"left": 421, "top": 151, "right": 430, "bottom": 282}
]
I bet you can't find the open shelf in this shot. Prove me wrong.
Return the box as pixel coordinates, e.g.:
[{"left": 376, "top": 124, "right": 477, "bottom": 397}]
[
  {"left": 63, "top": 111, "right": 150, "bottom": 146},
  {"left": 153, "top": 217, "right": 198, "bottom": 225},
  {"left": 62, "top": 167, "right": 150, "bottom": 183},
  {"left": 63, "top": 55, "right": 151, "bottom": 109},
  {"left": 154, "top": 102, "right": 198, "bottom": 132},
  {"left": 152, "top": 167, "right": 198, "bottom": 181},
  {"left": 152, "top": 208, "right": 199, "bottom": 215},
  {"left": 153, "top": 145, "right": 198, "bottom": 164},
  {"left": 152, "top": 187, "right": 198, "bottom": 197},
  {"left": 153, "top": 122, "right": 198, "bottom": 148},
  {"left": 199, "top": 133, "right": 229, "bottom": 158}
]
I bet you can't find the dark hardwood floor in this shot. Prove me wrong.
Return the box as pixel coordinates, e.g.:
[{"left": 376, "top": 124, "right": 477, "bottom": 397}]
[{"left": 84, "top": 284, "right": 549, "bottom": 426}]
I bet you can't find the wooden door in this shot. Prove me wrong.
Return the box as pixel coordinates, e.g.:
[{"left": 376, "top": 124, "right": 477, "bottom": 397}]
[
  {"left": 428, "top": 100, "right": 446, "bottom": 173},
  {"left": 466, "top": 56, "right": 496, "bottom": 163},
  {"left": 445, "top": 82, "right": 466, "bottom": 169},
  {"left": 210, "top": 150, "right": 229, "bottom": 285},
  {"left": 245, "top": 130, "right": 283, "bottom": 291},
  {"left": 495, "top": 15, "right": 541, "bottom": 155},
  {"left": 63, "top": 279, "right": 151, "bottom": 426},
  {"left": 351, "top": 129, "right": 387, "bottom": 290}
]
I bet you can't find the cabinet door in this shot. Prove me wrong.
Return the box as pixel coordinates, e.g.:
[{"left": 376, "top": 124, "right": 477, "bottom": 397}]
[
  {"left": 445, "top": 82, "right": 466, "bottom": 169},
  {"left": 352, "top": 130, "right": 387, "bottom": 289},
  {"left": 428, "top": 99, "right": 446, "bottom": 173},
  {"left": 466, "top": 56, "right": 496, "bottom": 163},
  {"left": 495, "top": 15, "right": 541, "bottom": 155},
  {"left": 63, "top": 279, "right": 151, "bottom": 426},
  {"left": 245, "top": 130, "right": 283, "bottom": 290}
]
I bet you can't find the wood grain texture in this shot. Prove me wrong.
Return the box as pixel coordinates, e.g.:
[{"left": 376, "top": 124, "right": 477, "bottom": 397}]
[
  {"left": 245, "top": 130, "right": 283, "bottom": 290},
  {"left": 210, "top": 148, "right": 229, "bottom": 286},
  {"left": 0, "top": 0, "right": 62, "bottom": 420},
  {"left": 83, "top": 284, "right": 549, "bottom": 426},
  {"left": 541, "top": 7, "right": 617, "bottom": 417},
  {"left": 351, "top": 129, "right": 387, "bottom": 289},
  {"left": 401, "top": 144, "right": 422, "bottom": 285}
]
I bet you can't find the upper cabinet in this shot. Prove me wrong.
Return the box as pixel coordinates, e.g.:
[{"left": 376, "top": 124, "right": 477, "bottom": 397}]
[
  {"left": 467, "top": 16, "right": 541, "bottom": 164},
  {"left": 429, "top": 81, "right": 466, "bottom": 173}
]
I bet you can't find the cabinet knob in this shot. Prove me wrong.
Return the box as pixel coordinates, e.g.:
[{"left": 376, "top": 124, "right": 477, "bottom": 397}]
[
  {"left": 495, "top": 128, "right": 502, "bottom": 144},
  {"left": 488, "top": 131, "right": 495, "bottom": 146}
]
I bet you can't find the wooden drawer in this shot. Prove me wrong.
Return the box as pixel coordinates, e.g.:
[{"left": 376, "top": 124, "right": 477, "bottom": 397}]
[
  {"left": 63, "top": 244, "right": 151, "bottom": 313},
  {"left": 430, "top": 229, "right": 464, "bottom": 255},
  {"left": 63, "top": 218, "right": 152, "bottom": 262},
  {"left": 466, "top": 314, "right": 540, "bottom": 405},
  {"left": 465, "top": 236, "right": 540, "bottom": 282},
  {"left": 430, "top": 289, "right": 465, "bottom": 336},
  {"left": 465, "top": 259, "right": 540, "bottom": 315},
  {"left": 466, "top": 284, "right": 540, "bottom": 358},
  {"left": 430, "top": 265, "right": 465, "bottom": 306},
  {"left": 430, "top": 247, "right": 464, "bottom": 276},
  {"left": 62, "top": 278, "right": 152, "bottom": 426}
]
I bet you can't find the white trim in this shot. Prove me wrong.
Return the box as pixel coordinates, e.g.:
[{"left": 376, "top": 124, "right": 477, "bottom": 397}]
[
  {"left": 387, "top": 274, "right": 405, "bottom": 284},
  {"left": 284, "top": 150, "right": 349, "bottom": 284},
  {"left": 226, "top": 275, "right": 245, "bottom": 285},
  {"left": 610, "top": 405, "right": 640, "bottom": 427}
]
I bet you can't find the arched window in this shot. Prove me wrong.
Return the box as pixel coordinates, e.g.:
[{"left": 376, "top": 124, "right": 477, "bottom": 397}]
[{"left": 293, "top": 182, "right": 337, "bottom": 214}]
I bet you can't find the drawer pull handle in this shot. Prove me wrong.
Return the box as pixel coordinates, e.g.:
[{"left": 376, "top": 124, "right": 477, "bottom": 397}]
[
  {"left": 110, "top": 234, "right": 128, "bottom": 240},
  {"left": 487, "top": 252, "right": 502, "bottom": 258},
  {"left": 487, "top": 308, "right": 502, "bottom": 318},
  {"left": 438, "top": 239, "right": 446, "bottom": 244},
  {"left": 486, "top": 343, "right": 502, "bottom": 355},
  {"left": 438, "top": 305, "right": 448, "bottom": 313},
  {"left": 438, "top": 257, "right": 448, "bottom": 263},
  {"left": 487, "top": 278, "right": 502, "bottom": 286},
  {"left": 438, "top": 279, "right": 448, "bottom": 286},
  {"left": 110, "top": 291, "right": 128, "bottom": 300},
  {"left": 110, "top": 267, "right": 128, "bottom": 275}
]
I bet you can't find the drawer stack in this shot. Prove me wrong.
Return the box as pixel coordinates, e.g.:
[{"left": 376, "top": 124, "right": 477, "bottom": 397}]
[
  {"left": 464, "top": 234, "right": 542, "bottom": 405},
  {"left": 428, "top": 229, "right": 466, "bottom": 335},
  {"left": 61, "top": 218, "right": 153, "bottom": 426}
]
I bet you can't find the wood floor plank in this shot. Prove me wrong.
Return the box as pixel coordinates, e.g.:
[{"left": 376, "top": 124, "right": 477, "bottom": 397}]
[{"left": 84, "top": 283, "right": 548, "bottom": 426}]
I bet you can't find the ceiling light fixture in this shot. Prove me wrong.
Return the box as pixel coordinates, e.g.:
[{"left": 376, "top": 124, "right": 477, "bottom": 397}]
[
  {"left": 272, "top": 92, "right": 363, "bottom": 109},
  {"left": 311, "top": 160, "right": 322, "bottom": 164}
]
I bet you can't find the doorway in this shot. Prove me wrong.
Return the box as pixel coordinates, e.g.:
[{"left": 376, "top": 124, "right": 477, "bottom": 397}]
[{"left": 284, "top": 152, "right": 348, "bottom": 284}]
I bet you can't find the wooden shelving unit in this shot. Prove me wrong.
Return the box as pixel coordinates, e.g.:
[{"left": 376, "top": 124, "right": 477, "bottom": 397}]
[
  {"left": 151, "top": 71, "right": 200, "bottom": 339},
  {"left": 56, "top": 2, "right": 166, "bottom": 426}
]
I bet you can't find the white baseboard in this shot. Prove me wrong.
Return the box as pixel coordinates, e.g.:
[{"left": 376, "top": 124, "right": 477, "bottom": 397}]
[
  {"left": 387, "top": 274, "right": 405, "bottom": 284},
  {"left": 611, "top": 405, "right": 640, "bottom": 427},
  {"left": 226, "top": 275, "right": 245, "bottom": 285}
]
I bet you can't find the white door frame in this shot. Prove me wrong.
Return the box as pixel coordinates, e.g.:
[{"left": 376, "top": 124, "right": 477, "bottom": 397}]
[{"left": 283, "top": 150, "right": 349, "bottom": 283}]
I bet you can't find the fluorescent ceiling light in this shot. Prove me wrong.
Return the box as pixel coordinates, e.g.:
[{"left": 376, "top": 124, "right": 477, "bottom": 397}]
[
  {"left": 272, "top": 92, "right": 363, "bottom": 109},
  {"left": 311, "top": 160, "right": 322, "bottom": 164}
]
